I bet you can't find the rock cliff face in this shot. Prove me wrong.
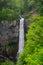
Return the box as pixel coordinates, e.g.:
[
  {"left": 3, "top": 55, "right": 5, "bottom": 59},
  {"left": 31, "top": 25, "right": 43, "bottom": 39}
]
[
  {"left": 0, "top": 20, "right": 19, "bottom": 61},
  {"left": 0, "top": 20, "right": 19, "bottom": 45},
  {"left": 0, "top": 19, "right": 30, "bottom": 62}
]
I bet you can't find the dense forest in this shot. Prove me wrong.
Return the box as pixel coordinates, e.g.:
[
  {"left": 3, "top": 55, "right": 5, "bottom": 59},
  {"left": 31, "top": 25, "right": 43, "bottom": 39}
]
[
  {"left": 0, "top": 0, "right": 43, "bottom": 21},
  {"left": 0, "top": 0, "right": 43, "bottom": 65}
]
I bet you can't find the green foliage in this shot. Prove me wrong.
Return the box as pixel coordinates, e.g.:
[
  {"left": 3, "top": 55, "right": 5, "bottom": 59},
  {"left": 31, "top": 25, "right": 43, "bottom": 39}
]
[
  {"left": 0, "top": 8, "right": 7, "bottom": 20},
  {"left": 17, "top": 15, "right": 43, "bottom": 65},
  {"left": 0, "top": 60, "right": 14, "bottom": 65},
  {"left": 0, "top": 0, "right": 20, "bottom": 21},
  {"left": 0, "top": 0, "right": 43, "bottom": 20},
  {"left": 39, "top": 6, "right": 43, "bottom": 16}
]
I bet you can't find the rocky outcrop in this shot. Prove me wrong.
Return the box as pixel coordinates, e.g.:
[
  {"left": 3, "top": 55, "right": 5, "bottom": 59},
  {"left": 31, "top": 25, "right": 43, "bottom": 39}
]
[
  {"left": 0, "top": 20, "right": 19, "bottom": 45},
  {"left": 0, "top": 20, "right": 19, "bottom": 61},
  {"left": 0, "top": 19, "right": 30, "bottom": 62}
]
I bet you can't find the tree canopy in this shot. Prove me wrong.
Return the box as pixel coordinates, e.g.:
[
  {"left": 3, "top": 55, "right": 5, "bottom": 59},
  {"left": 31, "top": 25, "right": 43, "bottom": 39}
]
[{"left": 0, "top": 0, "right": 43, "bottom": 21}]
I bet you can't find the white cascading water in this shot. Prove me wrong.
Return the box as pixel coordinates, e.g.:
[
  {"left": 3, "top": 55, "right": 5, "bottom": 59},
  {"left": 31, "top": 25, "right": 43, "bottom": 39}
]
[{"left": 18, "top": 17, "right": 24, "bottom": 54}]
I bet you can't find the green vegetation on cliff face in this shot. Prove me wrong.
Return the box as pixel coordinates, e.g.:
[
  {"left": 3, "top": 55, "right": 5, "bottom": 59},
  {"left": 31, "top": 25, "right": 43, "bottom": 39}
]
[{"left": 17, "top": 15, "right": 43, "bottom": 65}]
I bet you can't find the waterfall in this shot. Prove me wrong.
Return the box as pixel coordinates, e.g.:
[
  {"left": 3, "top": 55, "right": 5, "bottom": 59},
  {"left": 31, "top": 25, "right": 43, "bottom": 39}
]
[{"left": 18, "top": 17, "right": 24, "bottom": 54}]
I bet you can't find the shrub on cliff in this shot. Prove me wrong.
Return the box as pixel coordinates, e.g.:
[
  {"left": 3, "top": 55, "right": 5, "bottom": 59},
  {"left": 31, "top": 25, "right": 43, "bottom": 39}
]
[
  {"left": 17, "top": 15, "right": 43, "bottom": 65},
  {"left": 0, "top": 60, "right": 14, "bottom": 65}
]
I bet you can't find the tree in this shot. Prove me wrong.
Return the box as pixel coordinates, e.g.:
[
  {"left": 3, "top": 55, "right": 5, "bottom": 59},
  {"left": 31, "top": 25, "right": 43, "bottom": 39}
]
[{"left": 23, "top": 0, "right": 29, "bottom": 12}]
